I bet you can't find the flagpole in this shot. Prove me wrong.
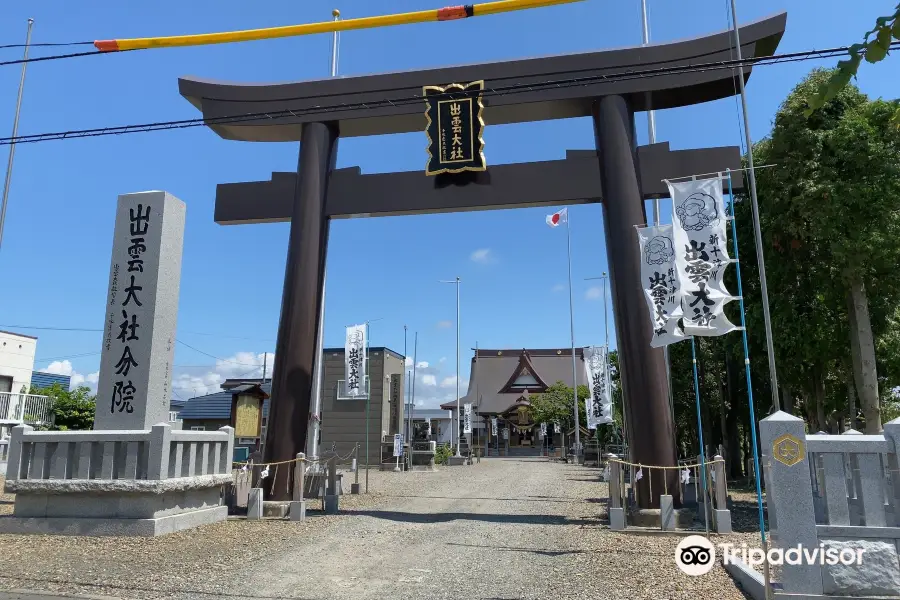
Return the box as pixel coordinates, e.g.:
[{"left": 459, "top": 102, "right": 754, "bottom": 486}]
[
  {"left": 690, "top": 337, "right": 710, "bottom": 537},
  {"left": 0, "top": 18, "right": 34, "bottom": 254},
  {"left": 728, "top": 0, "right": 780, "bottom": 411},
  {"left": 564, "top": 213, "right": 581, "bottom": 456},
  {"left": 307, "top": 9, "right": 341, "bottom": 462},
  {"left": 726, "top": 170, "right": 772, "bottom": 600}
]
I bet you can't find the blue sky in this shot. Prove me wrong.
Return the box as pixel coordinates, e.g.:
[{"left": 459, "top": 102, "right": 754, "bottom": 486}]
[{"left": 0, "top": 0, "right": 897, "bottom": 407}]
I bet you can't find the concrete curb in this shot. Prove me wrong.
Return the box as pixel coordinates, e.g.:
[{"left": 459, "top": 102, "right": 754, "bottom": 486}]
[{"left": 0, "top": 589, "right": 123, "bottom": 600}]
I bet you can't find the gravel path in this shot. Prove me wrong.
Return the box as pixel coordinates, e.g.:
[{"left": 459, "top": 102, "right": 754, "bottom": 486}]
[{"left": 0, "top": 459, "right": 764, "bottom": 600}]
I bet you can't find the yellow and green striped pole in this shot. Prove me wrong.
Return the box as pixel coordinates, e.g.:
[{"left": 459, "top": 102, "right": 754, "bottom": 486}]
[{"left": 94, "top": 0, "right": 582, "bottom": 52}]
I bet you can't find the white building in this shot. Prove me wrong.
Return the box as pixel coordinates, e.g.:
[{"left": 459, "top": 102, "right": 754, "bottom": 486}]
[
  {"left": 0, "top": 331, "right": 50, "bottom": 432},
  {"left": 0, "top": 330, "right": 36, "bottom": 396}
]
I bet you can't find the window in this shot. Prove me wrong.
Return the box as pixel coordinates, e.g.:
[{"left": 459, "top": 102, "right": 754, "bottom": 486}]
[
  {"left": 190, "top": 426, "right": 205, "bottom": 431},
  {"left": 509, "top": 373, "right": 539, "bottom": 388}
]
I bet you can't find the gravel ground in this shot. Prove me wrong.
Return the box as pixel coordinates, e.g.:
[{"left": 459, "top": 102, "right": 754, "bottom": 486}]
[{"left": 0, "top": 460, "right": 768, "bottom": 600}]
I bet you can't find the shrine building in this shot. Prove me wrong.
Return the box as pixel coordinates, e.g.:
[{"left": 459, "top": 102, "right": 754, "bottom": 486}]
[{"left": 441, "top": 348, "right": 588, "bottom": 452}]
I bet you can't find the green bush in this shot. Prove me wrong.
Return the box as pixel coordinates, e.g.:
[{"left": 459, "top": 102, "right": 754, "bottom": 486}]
[{"left": 434, "top": 443, "right": 453, "bottom": 465}]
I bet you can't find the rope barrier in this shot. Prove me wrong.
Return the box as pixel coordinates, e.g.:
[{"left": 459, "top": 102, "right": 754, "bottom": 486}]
[{"left": 607, "top": 458, "right": 724, "bottom": 470}]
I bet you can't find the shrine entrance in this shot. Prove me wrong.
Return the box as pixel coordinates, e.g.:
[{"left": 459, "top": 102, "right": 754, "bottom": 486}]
[{"left": 178, "top": 12, "right": 786, "bottom": 507}]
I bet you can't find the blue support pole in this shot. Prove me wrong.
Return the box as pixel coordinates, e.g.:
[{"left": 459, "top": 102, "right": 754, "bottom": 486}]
[
  {"left": 691, "top": 336, "right": 710, "bottom": 536},
  {"left": 726, "top": 170, "right": 768, "bottom": 547}
]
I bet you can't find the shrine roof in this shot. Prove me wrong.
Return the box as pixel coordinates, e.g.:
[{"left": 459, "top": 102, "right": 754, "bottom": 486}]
[
  {"left": 449, "top": 348, "right": 588, "bottom": 414},
  {"left": 178, "top": 13, "right": 785, "bottom": 141}
]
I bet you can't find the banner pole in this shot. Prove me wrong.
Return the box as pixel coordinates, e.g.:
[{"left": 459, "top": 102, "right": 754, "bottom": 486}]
[
  {"left": 726, "top": 170, "right": 772, "bottom": 600},
  {"left": 565, "top": 213, "right": 581, "bottom": 456},
  {"left": 691, "top": 337, "right": 710, "bottom": 537}
]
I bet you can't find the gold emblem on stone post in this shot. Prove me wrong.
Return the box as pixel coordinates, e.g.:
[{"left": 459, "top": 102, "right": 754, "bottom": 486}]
[{"left": 772, "top": 433, "right": 804, "bottom": 467}]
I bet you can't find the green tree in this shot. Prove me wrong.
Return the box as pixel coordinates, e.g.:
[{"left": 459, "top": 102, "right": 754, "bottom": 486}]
[
  {"left": 746, "top": 69, "right": 900, "bottom": 433},
  {"left": 30, "top": 383, "right": 96, "bottom": 430},
  {"left": 528, "top": 381, "right": 588, "bottom": 430},
  {"left": 806, "top": 4, "right": 900, "bottom": 125}
]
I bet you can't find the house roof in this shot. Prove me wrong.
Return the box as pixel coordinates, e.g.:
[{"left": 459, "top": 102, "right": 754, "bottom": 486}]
[
  {"left": 443, "top": 349, "right": 587, "bottom": 414},
  {"left": 179, "top": 382, "right": 272, "bottom": 421}
]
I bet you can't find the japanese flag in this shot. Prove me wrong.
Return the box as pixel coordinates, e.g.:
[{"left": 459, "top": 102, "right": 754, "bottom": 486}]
[{"left": 546, "top": 208, "right": 568, "bottom": 227}]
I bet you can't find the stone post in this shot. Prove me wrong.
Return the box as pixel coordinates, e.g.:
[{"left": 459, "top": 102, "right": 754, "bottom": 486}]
[
  {"left": 608, "top": 455, "right": 625, "bottom": 530},
  {"left": 713, "top": 454, "right": 731, "bottom": 533},
  {"left": 219, "top": 426, "right": 234, "bottom": 475},
  {"left": 324, "top": 457, "right": 339, "bottom": 514},
  {"left": 882, "top": 418, "right": 900, "bottom": 515},
  {"left": 148, "top": 423, "right": 172, "bottom": 480},
  {"left": 95, "top": 191, "right": 185, "bottom": 431},
  {"left": 247, "top": 488, "right": 263, "bottom": 520},
  {"left": 293, "top": 453, "right": 305, "bottom": 500},
  {"left": 4, "top": 424, "right": 31, "bottom": 482},
  {"left": 760, "top": 411, "right": 822, "bottom": 594}
]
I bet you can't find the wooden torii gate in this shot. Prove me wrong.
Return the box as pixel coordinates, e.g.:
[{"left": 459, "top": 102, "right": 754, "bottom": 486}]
[{"left": 179, "top": 12, "right": 786, "bottom": 506}]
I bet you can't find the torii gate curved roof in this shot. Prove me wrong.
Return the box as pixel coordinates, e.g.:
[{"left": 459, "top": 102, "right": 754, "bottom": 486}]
[{"left": 178, "top": 12, "right": 786, "bottom": 141}]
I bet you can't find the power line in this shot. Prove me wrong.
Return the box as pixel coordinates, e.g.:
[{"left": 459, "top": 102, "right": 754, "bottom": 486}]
[
  {"left": 0, "top": 49, "right": 116, "bottom": 67},
  {"left": 0, "top": 324, "right": 273, "bottom": 342},
  {"left": 0, "top": 41, "right": 92, "bottom": 49},
  {"left": 2, "top": 42, "right": 891, "bottom": 147},
  {"left": 175, "top": 339, "right": 263, "bottom": 366}
]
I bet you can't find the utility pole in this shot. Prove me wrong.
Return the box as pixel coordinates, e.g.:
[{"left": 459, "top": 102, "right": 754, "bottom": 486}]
[
  {"left": 439, "top": 278, "right": 461, "bottom": 456},
  {"left": 0, "top": 18, "right": 34, "bottom": 253}
]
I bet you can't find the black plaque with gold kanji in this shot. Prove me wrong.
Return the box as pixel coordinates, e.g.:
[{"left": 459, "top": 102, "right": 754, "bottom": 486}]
[{"left": 424, "top": 80, "right": 486, "bottom": 176}]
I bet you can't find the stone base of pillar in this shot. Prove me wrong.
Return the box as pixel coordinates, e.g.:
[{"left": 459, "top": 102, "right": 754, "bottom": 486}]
[
  {"left": 714, "top": 509, "right": 732, "bottom": 533},
  {"left": 350, "top": 483, "right": 361, "bottom": 494},
  {"left": 446, "top": 456, "right": 467, "bottom": 466},
  {"left": 660, "top": 495, "right": 675, "bottom": 531},
  {"left": 609, "top": 507, "right": 625, "bottom": 530},
  {"left": 262, "top": 501, "right": 290, "bottom": 518},
  {"left": 290, "top": 500, "right": 306, "bottom": 521},
  {"left": 247, "top": 487, "right": 263, "bottom": 520},
  {"left": 324, "top": 494, "right": 339, "bottom": 514}
]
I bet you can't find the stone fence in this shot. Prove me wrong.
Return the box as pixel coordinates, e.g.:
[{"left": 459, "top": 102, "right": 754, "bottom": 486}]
[
  {"left": 0, "top": 423, "right": 234, "bottom": 536},
  {"left": 741, "top": 412, "right": 900, "bottom": 598},
  {"left": 4, "top": 423, "right": 234, "bottom": 483}
]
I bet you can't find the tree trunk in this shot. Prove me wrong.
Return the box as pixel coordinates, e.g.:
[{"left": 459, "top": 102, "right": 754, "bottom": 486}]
[
  {"left": 782, "top": 385, "right": 793, "bottom": 415},
  {"left": 845, "top": 376, "right": 857, "bottom": 431},
  {"left": 847, "top": 279, "right": 883, "bottom": 433},
  {"left": 802, "top": 391, "right": 817, "bottom": 432},
  {"left": 813, "top": 368, "right": 827, "bottom": 433}
]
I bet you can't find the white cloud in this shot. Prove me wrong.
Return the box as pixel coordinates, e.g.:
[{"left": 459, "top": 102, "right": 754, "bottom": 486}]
[
  {"left": 405, "top": 356, "right": 414, "bottom": 368},
  {"left": 436, "top": 320, "right": 453, "bottom": 329},
  {"left": 585, "top": 286, "right": 603, "bottom": 300},
  {"left": 552, "top": 283, "right": 566, "bottom": 293},
  {"left": 173, "top": 351, "right": 275, "bottom": 399},
  {"left": 42, "top": 360, "right": 99, "bottom": 392},
  {"left": 470, "top": 248, "right": 493, "bottom": 263},
  {"left": 405, "top": 358, "right": 469, "bottom": 408},
  {"left": 439, "top": 357, "right": 447, "bottom": 363}
]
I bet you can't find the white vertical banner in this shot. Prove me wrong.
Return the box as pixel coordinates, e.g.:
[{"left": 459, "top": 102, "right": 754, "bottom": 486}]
[
  {"left": 426, "top": 418, "right": 432, "bottom": 437},
  {"left": 393, "top": 433, "right": 402, "bottom": 457},
  {"left": 491, "top": 417, "right": 498, "bottom": 436},
  {"left": 637, "top": 225, "right": 686, "bottom": 347},
  {"left": 540, "top": 422, "right": 547, "bottom": 439},
  {"left": 344, "top": 324, "right": 367, "bottom": 397},
  {"left": 668, "top": 177, "right": 739, "bottom": 337},
  {"left": 584, "top": 346, "right": 613, "bottom": 426},
  {"left": 463, "top": 403, "right": 472, "bottom": 434}
]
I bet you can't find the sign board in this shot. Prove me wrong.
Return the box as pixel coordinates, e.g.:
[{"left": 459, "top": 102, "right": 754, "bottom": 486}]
[
  {"left": 502, "top": 428, "right": 509, "bottom": 440},
  {"left": 424, "top": 80, "right": 486, "bottom": 176},
  {"left": 491, "top": 417, "right": 498, "bottom": 436},
  {"left": 540, "top": 422, "right": 547, "bottom": 439},
  {"left": 390, "top": 373, "right": 403, "bottom": 434},
  {"left": 233, "top": 394, "right": 262, "bottom": 438},
  {"left": 95, "top": 191, "right": 185, "bottom": 431},
  {"left": 393, "top": 433, "right": 403, "bottom": 457},
  {"left": 463, "top": 403, "right": 472, "bottom": 434},
  {"left": 345, "top": 324, "right": 367, "bottom": 397}
]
